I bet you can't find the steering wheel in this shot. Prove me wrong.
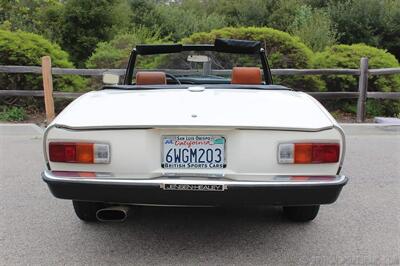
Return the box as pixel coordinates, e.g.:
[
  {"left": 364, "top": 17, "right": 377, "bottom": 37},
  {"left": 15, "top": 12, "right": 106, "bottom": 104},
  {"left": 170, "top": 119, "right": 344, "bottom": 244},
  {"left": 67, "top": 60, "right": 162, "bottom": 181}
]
[{"left": 166, "top": 73, "right": 181, "bottom": 85}]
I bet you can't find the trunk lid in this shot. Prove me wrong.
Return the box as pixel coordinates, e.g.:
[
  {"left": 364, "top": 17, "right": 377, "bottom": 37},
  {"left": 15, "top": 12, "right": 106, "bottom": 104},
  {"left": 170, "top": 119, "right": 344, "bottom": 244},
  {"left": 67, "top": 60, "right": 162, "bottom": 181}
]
[{"left": 53, "top": 88, "right": 333, "bottom": 131}]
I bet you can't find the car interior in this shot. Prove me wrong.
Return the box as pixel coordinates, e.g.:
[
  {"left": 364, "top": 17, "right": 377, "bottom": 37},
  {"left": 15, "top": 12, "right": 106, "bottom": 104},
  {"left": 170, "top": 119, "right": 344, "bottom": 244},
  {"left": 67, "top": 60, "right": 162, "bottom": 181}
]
[{"left": 134, "top": 67, "right": 262, "bottom": 85}]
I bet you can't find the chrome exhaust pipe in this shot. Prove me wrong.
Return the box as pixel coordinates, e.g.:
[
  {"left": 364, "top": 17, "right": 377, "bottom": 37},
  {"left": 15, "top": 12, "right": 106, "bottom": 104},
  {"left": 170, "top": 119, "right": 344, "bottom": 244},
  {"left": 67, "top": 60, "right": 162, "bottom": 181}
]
[{"left": 96, "top": 206, "right": 130, "bottom": 222}]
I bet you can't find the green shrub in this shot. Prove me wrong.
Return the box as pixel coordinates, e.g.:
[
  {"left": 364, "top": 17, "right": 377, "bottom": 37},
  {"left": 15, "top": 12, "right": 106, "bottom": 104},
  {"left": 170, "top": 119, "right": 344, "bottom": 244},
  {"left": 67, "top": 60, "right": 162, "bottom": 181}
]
[
  {"left": 313, "top": 44, "right": 400, "bottom": 116},
  {"left": 0, "top": 106, "right": 26, "bottom": 121},
  {"left": 86, "top": 28, "right": 161, "bottom": 69},
  {"left": 0, "top": 30, "right": 87, "bottom": 94},
  {"left": 183, "top": 27, "right": 324, "bottom": 91}
]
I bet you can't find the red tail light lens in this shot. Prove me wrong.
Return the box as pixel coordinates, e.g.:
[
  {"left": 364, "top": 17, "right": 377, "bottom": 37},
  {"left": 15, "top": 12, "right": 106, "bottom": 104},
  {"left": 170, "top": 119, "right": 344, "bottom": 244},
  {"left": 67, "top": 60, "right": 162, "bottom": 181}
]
[
  {"left": 49, "top": 143, "right": 78, "bottom": 162},
  {"left": 311, "top": 144, "right": 340, "bottom": 163},
  {"left": 279, "top": 143, "right": 340, "bottom": 164},
  {"left": 49, "top": 142, "right": 110, "bottom": 164}
]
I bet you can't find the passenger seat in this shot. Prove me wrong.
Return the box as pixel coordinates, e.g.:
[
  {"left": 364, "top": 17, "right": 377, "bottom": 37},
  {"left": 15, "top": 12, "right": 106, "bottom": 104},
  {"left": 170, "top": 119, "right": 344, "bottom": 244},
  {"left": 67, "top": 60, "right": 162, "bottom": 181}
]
[
  {"left": 231, "top": 67, "right": 262, "bottom": 85},
  {"left": 136, "top": 71, "right": 167, "bottom": 85}
]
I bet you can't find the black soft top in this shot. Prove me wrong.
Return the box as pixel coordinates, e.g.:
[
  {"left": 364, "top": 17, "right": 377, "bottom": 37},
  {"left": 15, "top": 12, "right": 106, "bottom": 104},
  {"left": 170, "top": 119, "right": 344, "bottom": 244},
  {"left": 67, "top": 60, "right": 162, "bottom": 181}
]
[{"left": 135, "top": 39, "right": 262, "bottom": 55}]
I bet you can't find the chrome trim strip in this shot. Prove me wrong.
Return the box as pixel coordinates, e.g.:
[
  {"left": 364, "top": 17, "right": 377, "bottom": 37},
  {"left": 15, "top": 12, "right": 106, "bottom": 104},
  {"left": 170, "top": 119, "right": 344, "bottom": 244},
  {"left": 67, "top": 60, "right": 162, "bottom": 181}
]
[
  {"left": 52, "top": 123, "right": 334, "bottom": 133},
  {"left": 42, "top": 170, "right": 347, "bottom": 187}
]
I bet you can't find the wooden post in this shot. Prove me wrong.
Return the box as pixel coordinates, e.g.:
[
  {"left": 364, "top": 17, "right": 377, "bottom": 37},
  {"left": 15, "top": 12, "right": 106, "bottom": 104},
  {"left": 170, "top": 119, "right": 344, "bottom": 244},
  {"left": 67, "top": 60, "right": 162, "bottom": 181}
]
[
  {"left": 41, "top": 56, "right": 55, "bottom": 123},
  {"left": 356, "top": 57, "right": 368, "bottom": 123}
]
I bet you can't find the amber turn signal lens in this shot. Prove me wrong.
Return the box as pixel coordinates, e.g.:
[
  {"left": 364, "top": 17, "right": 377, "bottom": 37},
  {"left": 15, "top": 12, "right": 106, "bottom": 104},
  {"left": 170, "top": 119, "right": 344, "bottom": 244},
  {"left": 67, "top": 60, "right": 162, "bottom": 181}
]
[
  {"left": 294, "top": 144, "right": 313, "bottom": 163},
  {"left": 76, "top": 143, "right": 94, "bottom": 163}
]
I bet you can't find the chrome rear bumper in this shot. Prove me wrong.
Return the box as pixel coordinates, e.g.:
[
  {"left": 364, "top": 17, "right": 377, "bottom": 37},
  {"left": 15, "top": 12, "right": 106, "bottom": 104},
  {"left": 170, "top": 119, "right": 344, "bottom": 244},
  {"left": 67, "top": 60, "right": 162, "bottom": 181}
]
[{"left": 42, "top": 171, "right": 348, "bottom": 206}]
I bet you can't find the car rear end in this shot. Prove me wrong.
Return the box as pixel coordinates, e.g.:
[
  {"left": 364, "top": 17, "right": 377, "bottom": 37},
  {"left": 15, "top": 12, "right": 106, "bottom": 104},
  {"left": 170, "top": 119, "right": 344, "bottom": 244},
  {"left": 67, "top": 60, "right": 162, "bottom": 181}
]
[
  {"left": 43, "top": 125, "right": 347, "bottom": 202},
  {"left": 42, "top": 88, "right": 348, "bottom": 222}
]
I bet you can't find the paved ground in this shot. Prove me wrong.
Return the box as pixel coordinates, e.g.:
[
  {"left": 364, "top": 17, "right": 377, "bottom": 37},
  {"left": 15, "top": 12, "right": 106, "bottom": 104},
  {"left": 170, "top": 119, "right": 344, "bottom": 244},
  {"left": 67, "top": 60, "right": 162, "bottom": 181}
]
[{"left": 1, "top": 124, "right": 399, "bottom": 265}]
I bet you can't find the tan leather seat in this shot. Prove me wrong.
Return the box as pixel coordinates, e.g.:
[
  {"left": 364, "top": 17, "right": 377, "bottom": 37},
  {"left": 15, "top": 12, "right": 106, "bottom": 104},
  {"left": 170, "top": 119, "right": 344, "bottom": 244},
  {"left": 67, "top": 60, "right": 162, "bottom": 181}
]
[
  {"left": 136, "top": 71, "right": 166, "bottom": 85},
  {"left": 231, "top": 67, "right": 262, "bottom": 85}
]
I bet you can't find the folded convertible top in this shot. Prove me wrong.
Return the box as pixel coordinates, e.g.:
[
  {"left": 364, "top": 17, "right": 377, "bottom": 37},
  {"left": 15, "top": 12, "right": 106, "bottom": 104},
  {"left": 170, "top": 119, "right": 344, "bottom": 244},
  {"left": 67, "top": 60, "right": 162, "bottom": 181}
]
[{"left": 135, "top": 38, "right": 262, "bottom": 55}]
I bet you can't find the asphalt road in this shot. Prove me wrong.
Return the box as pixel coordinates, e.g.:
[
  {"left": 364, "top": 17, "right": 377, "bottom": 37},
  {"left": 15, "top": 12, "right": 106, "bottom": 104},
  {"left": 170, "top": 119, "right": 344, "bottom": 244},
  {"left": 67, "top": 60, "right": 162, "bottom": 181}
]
[{"left": 1, "top": 124, "right": 399, "bottom": 265}]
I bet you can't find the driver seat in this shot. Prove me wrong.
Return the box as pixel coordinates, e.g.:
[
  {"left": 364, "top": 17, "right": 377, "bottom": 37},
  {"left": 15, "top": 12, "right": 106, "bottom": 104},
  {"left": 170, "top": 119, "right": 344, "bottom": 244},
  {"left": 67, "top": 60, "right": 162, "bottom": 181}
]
[
  {"left": 231, "top": 67, "right": 262, "bottom": 85},
  {"left": 136, "top": 71, "right": 167, "bottom": 85}
]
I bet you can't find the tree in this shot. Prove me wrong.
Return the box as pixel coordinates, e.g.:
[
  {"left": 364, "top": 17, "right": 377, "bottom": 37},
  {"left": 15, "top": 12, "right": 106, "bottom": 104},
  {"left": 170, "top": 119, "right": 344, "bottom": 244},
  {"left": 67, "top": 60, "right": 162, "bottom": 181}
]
[
  {"left": 127, "top": 0, "right": 160, "bottom": 29},
  {"left": 59, "top": 0, "right": 129, "bottom": 66},
  {"left": 267, "top": 0, "right": 304, "bottom": 31},
  {"left": 150, "top": 2, "right": 228, "bottom": 41},
  {"left": 288, "top": 5, "right": 338, "bottom": 52},
  {"left": 327, "top": 0, "right": 400, "bottom": 59},
  {"left": 380, "top": 0, "right": 400, "bottom": 60},
  {"left": 0, "top": 0, "right": 61, "bottom": 34},
  {"left": 206, "top": 0, "right": 274, "bottom": 27},
  {"left": 196, "top": 0, "right": 303, "bottom": 30}
]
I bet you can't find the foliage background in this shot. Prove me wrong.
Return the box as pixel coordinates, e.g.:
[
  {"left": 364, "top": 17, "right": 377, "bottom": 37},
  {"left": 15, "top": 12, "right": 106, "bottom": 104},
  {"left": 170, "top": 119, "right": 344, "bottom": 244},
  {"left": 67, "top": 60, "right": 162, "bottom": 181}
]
[
  {"left": 183, "top": 27, "right": 324, "bottom": 91},
  {"left": 0, "top": 0, "right": 399, "bottom": 118},
  {"left": 0, "top": 30, "right": 86, "bottom": 92}
]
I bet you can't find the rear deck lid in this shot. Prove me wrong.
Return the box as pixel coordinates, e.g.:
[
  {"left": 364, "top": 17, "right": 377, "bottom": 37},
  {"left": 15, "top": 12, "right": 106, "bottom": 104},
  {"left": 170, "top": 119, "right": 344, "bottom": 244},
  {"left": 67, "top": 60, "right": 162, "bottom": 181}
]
[{"left": 52, "top": 88, "right": 334, "bottom": 131}]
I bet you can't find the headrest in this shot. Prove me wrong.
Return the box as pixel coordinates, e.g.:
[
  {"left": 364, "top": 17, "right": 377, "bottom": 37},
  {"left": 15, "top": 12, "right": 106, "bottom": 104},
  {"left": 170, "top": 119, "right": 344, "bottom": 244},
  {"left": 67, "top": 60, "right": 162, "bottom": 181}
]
[
  {"left": 231, "top": 67, "right": 262, "bottom": 85},
  {"left": 136, "top": 71, "right": 166, "bottom": 85}
]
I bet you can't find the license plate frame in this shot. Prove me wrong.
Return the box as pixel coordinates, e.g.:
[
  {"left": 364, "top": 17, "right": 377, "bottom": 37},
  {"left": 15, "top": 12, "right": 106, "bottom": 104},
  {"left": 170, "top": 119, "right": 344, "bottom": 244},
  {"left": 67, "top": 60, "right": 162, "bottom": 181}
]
[{"left": 161, "top": 135, "right": 226, "bottom": 169}]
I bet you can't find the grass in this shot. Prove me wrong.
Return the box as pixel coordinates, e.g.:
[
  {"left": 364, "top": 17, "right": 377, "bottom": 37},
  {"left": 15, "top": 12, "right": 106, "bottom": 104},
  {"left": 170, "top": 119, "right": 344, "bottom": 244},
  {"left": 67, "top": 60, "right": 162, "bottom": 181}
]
[{"left": 0, "top": 106, "right": 27, "bottom": 122}]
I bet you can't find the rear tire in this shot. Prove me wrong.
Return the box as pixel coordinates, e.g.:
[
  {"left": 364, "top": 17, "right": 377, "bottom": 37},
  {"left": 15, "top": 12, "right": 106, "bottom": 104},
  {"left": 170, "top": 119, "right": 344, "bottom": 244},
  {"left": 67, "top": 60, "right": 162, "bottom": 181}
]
[
  {"left": 283, "top": 205, "right": 320, "bottom": 222},
  {"left": 72, "top": 201, "right": 104, "bottom": 222}
]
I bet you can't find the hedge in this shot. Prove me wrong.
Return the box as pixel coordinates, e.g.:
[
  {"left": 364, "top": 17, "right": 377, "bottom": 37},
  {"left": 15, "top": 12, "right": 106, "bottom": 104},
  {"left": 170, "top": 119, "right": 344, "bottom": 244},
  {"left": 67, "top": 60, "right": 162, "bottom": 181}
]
[
  {"left": 314, "top": 44, "right": 400, "bottom": 116},
  {"left": 183, "top": 27, "right": 324, "bottom": 91},
  {"left": 0, "top": 30, "right": 86, "bottom": 94}
]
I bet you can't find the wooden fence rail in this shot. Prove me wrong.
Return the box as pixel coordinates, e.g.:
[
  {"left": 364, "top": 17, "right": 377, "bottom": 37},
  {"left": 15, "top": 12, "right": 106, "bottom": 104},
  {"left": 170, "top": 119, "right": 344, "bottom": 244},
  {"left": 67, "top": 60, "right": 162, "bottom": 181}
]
[
  {"left": 0, "top": 65, "right": 372, "bottom": 76},
  {"left": 1, "top": 56, "right": 400, "bottom": 123},
  {"left": 2, "top": 90, "right": 399, "bottom": 100}
]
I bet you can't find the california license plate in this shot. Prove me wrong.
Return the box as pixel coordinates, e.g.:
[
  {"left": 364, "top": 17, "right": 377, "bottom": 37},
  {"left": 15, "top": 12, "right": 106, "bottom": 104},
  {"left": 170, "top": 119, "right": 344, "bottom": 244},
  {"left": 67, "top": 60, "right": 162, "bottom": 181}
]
[{"left": 162, "top": 135, "right": 225, "bottom": 169}]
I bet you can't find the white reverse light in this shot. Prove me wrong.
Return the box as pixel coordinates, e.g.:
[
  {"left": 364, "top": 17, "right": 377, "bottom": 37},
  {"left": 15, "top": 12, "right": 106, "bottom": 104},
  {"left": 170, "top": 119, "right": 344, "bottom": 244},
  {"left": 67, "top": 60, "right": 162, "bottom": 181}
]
[
  {"left": 94, "top": 144, "right": 110, "bottom": 164},
  {"left": 278, "top": 143, "right": 294, "bottom": 164}
]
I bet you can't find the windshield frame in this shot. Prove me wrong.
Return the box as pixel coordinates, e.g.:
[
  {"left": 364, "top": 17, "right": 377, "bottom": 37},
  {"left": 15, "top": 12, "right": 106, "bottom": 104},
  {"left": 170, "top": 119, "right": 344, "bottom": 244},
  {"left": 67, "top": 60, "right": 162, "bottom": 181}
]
[{"left": 123, "top": 39, "right": 273, "bottom": 85}]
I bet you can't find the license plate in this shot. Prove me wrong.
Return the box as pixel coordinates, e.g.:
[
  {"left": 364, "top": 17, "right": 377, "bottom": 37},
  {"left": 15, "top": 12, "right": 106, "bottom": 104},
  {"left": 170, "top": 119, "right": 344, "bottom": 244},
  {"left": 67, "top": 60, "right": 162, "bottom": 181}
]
[{"left": 162, "top": 135, "right": 225, "bottom": 169}]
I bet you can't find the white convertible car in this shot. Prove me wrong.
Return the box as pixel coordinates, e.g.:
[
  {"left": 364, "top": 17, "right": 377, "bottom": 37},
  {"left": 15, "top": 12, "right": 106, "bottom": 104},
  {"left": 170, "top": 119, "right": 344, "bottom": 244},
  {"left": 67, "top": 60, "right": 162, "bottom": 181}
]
[{"left": 42, "top": 39, "right": 348, "bottom": 222}]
